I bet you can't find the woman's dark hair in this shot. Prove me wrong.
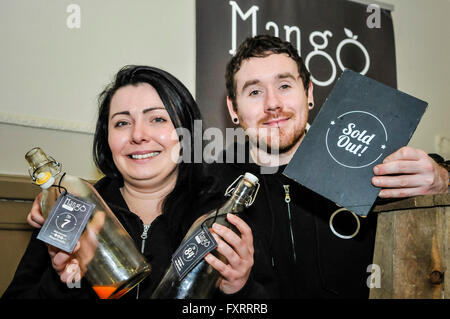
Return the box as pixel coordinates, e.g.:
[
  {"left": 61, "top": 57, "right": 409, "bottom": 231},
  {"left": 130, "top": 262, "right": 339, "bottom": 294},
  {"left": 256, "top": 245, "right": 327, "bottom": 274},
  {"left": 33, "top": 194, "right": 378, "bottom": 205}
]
[
  {"left": 93, "top": 65, "right": 215, "bottom": 241},
  {"left": 225, "top": 34, "right": 311, "bottom": 109}
]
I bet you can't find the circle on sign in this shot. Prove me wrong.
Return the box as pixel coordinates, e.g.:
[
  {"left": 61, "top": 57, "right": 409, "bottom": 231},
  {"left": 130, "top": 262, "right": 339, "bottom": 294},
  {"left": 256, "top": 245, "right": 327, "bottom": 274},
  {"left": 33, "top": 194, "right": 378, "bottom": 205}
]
[
  {"left": 55, "top": 212, "right": 77, "bottom": 232},
  {"left": 182, "top": 243, "right": 198, "bottom": 262},
  {"left": 325, "top": 110, "right": 388, "bottom": 169}
]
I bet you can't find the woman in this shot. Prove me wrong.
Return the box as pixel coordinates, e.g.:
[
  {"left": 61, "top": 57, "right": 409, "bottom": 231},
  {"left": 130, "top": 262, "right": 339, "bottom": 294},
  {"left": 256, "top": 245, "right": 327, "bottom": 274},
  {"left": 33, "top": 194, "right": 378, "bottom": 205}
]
[{"left": 3, "top": 65, "right": 254, "bottom": 299}]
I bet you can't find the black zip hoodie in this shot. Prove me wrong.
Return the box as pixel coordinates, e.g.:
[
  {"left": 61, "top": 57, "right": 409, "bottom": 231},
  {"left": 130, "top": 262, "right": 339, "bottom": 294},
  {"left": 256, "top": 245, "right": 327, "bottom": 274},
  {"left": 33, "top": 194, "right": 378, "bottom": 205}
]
[
  {"left": 205, "top": 143, "right": 378, "bottom": 298},
  {"left": 2, "top": 174, "right": 271, "bottom": 299},
  {"left": 2, "top": 177, "right": 175, "bottom": 299}
]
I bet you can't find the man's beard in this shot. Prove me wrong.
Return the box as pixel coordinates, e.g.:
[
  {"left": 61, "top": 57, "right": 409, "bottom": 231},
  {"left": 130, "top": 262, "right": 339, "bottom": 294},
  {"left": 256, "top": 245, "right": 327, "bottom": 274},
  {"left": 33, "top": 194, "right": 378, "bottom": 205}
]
[
  {"left": 246, "top": 125, "right": 305, "bottom": 155},
  {"left": 239, "top": 109, "right": 307, "bottom": 156}
]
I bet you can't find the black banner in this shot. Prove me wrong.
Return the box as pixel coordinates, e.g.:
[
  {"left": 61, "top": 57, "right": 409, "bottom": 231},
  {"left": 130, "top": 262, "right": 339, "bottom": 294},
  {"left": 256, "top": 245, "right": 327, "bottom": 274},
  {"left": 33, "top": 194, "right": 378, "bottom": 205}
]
[{"left": 196, "top": 0, "right": 396, "bottom": 135}]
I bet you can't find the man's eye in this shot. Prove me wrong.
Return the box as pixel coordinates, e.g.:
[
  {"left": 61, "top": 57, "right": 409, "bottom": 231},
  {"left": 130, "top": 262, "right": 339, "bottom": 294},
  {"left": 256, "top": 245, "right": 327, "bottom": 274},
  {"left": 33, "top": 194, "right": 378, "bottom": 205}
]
[
  {"left": 249, "top": 90, "right": 260, "bottom": 96},
  {"left": 280, "top": 84, "right": 291, "bottom": 90}
]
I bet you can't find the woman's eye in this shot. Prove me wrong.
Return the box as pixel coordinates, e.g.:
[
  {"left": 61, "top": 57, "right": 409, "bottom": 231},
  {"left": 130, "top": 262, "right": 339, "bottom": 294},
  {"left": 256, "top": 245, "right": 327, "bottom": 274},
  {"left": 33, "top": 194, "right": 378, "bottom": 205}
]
[
  {"left": 152, "top": 117, "right": 166, "bottom": 123},
  {"left": 114, "top": 121, "right": 128, "bottom": 128}
]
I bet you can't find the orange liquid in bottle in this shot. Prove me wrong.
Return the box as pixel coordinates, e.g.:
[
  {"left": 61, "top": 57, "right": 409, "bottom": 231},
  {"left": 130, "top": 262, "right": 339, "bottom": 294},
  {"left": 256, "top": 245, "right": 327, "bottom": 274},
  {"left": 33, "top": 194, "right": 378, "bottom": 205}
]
[{"left": 92, "top": 285, "right": 130, "bottom": 299}]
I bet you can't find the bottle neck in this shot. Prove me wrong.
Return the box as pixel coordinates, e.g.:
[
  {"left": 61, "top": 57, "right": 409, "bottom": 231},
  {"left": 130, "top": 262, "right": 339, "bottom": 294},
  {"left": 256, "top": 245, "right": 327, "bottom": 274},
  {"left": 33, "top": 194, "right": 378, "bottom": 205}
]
[
  {"left": 232, "top": 179, "right": 254, "bottom": 204},
  {"left": 33, "top": 163, "right": 63, "bottom": 189},
  {"left": 25, "top": 147, "right": 62, "bottom": 184},
  {"left": 35, "top": 162, "right": 61, "bottom": 178},
  {"left": 220, "top": 179, "right": 255, "bottom": 216},
  {"left": 202, "top": 178, "right": 256, "bottom": 228}
]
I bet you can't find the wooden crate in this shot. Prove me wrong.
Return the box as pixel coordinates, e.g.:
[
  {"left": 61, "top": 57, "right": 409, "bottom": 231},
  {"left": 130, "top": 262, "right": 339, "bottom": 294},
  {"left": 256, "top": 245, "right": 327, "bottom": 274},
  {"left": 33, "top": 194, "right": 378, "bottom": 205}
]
[
  {"left": 0, "top": 174, "right": 38, "bottom": 296},
  {"left": 370, "top": 193, "right": 450, "bottom": 299}
]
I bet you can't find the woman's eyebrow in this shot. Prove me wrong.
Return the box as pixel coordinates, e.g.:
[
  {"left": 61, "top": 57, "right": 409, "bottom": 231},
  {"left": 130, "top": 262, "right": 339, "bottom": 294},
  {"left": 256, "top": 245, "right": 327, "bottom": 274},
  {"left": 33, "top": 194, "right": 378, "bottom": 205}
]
[
  {"left": 142, "top": 106, "right": 166, "bottom": 114},
  {"left": 110, "top": 106, "right": 165, "bottom": 119},
  {"left": 110, "top": 110, "right": 129, "bottom": 119}
]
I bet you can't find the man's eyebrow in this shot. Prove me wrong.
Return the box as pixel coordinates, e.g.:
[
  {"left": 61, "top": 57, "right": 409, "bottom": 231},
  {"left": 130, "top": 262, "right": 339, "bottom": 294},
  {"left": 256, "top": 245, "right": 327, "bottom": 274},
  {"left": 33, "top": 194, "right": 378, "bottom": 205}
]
[
  {"left": 110, "top": 107, "right": 165, "bottom": 119},
  {"left": 240, "top": 73, "right": 299, "bottom": 93},
  {"left": 277, "top": 72, "right": 298, "bottom": 81},
  {"left": 241, "top": 79, "right": 260, "bottom": 93}
]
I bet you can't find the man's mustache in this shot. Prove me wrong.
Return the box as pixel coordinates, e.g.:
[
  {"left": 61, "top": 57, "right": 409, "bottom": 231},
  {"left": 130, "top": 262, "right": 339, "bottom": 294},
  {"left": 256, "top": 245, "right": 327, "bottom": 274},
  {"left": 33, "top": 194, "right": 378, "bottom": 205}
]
[{"left": 258, "top": 112, "right": 292, "bottom": 126}]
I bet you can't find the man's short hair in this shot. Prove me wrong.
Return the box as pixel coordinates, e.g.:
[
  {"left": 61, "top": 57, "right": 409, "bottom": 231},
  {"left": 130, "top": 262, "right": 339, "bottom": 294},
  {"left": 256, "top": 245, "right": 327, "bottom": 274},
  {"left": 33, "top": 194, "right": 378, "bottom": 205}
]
[{"left": 225, "top": 35, "right": 311, "bottom": 109}]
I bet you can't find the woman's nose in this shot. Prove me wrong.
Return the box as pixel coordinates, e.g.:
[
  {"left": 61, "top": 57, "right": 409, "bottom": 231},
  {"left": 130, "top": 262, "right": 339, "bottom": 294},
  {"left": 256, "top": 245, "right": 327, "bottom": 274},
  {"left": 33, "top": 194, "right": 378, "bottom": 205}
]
[{"left": 131, "top": 122, "right": 150, "bottom": 144}]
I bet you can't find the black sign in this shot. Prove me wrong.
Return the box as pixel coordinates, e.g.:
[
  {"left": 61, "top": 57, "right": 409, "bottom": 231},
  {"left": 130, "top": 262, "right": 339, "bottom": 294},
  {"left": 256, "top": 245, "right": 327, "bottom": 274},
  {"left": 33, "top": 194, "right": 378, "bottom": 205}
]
[
  {"left": 172, "top": 225, "right": 218, "bottom": 280},
  {"left": 37, "top": 191, "right": 94, "bottom": 253},
  {"left": 196, "top": 0, "right": 396, "bottom": 136},
  {"left": 283, "top": 70, "right": 427, "bottom": 216}
]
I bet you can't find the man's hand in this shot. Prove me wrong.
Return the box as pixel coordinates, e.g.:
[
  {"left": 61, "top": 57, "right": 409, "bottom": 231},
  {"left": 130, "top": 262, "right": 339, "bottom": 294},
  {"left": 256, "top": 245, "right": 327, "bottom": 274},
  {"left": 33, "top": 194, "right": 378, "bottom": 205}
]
[{"left": 372, "top": 146, "right": 449, "bottom": 198}]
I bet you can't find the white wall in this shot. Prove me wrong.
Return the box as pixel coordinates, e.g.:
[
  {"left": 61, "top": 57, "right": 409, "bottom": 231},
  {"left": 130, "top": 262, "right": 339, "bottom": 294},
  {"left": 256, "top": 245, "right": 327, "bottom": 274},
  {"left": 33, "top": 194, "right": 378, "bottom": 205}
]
[
  {"left": 0, "top": 0, "right": 448, "bottom": 181},
  {"left": 387, "top": 0, "right": 450, "bottom": 158},
  {"left": 0, "top": 0, "right": 196, "bottom": 180}
]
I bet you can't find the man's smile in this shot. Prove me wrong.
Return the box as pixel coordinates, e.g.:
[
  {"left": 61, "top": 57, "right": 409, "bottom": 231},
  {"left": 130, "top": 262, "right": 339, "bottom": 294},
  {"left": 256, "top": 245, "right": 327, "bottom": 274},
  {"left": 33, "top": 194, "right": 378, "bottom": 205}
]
[{"left": 262, "top": 117, "right": 290, "bottom": 127}]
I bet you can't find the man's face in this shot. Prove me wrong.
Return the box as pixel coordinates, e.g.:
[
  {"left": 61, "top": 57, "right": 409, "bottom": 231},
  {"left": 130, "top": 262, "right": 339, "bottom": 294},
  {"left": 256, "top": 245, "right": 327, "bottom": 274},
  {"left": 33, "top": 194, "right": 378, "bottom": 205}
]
[{"left": 227, "top": 53, "right": 313, "bottom": 154}]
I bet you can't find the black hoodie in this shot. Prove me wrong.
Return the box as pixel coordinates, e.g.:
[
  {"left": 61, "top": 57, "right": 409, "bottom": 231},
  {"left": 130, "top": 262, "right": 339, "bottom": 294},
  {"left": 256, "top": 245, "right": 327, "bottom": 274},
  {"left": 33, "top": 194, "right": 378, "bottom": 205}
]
[
  {"left": 3, "top": 174, "right": 270, "bottom": 299},
  {"left": 205, "top": 143, "right": 378, "bottom": 298},
  {"left": 2, "top": 177, "right": 176, "bottom": 299}
]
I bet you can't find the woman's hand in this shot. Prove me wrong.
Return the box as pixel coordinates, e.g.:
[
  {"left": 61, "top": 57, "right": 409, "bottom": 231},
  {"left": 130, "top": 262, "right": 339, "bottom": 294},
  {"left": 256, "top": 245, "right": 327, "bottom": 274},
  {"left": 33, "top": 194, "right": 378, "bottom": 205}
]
[
  {"left": 48, "top": 211, "right": 105, "bottom": 284},
  {"left": 48, "top": 242, "right": 82, "bottom": 284},
  {"left": 27, "top": 193, "right": 45, "bottom": 228},
  {"left": 204, "top": 213, "right": 254, "bottom": 295}
]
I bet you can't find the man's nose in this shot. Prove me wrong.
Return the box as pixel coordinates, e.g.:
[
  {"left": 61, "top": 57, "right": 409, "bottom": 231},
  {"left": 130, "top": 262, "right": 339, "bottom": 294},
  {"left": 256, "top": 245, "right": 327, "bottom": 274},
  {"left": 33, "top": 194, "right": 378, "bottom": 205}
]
[{"left": 264, "top": 88, "right": 282, "bottom": 113}]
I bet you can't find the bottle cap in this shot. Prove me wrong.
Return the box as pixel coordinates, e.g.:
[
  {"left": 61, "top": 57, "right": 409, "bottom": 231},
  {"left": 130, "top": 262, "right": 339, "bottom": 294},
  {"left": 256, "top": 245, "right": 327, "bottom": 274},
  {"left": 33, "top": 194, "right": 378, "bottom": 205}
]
[
  {"left": 244, "top": 172, "right": 259, "bottom": 185},
  {"left": 36, "top": 172, "right": 55, "bottom": 189}
]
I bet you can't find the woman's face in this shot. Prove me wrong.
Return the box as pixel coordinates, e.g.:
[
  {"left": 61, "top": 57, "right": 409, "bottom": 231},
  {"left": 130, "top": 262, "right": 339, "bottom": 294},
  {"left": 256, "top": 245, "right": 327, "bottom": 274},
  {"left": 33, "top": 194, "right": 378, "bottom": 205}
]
[{"left": 108, "top": 83, "right": 180, "bottom": 186}]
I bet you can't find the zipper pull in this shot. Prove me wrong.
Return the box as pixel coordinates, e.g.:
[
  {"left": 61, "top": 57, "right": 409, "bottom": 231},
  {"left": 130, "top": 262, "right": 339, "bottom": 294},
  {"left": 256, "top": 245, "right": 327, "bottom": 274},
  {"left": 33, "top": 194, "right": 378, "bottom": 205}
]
[
  {"left": 140, "top": 224, "right": 150, "bottom": 253},
  {"left": 141, "top": 224, "right": 150, "bottom": 240},
  {"left": 136, "top": 224, "right": 151, "bottom": 300},
  {"left": 283, "top": 185, "right": 291, "bottom": 203},
  {"left": 283, "top": 184, "right": 297, "bottom": 263}
]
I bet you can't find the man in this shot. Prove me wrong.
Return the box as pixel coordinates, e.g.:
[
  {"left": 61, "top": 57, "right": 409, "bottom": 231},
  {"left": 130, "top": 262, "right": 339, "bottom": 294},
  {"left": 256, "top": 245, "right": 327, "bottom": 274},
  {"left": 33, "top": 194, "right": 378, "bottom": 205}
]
[{"left": 207, "top": 35, "right": 449, "bottom": 298}]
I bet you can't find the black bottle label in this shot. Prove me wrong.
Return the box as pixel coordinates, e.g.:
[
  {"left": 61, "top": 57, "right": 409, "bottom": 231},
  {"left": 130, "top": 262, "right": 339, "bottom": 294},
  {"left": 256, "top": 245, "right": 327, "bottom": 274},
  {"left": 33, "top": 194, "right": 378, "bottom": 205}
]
[
  {"left": 172, "top": 225, "right": 217, "bottom": 280},
  {"left": 37, "top": 191, "right": 94, "bottom": 253}
]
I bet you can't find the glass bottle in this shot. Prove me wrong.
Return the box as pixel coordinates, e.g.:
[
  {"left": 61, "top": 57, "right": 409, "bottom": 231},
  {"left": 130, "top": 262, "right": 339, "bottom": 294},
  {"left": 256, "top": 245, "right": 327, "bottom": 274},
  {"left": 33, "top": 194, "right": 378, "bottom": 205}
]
[
  {"left": 25, "top": 147, "right": 151, "bottom": 299},
  {"left": 151, "top": 172, "right": 259, "bottom": 299}
]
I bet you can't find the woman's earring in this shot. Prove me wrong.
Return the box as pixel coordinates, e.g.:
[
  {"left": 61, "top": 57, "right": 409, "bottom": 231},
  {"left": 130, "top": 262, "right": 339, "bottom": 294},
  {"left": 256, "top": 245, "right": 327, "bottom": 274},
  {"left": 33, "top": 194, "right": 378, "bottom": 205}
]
[
  {"left": 233, "top": 117, "right": 239, "bottom": 124},
  {"left": 308, "top": 102, "right": 314, "bottom": 110}
]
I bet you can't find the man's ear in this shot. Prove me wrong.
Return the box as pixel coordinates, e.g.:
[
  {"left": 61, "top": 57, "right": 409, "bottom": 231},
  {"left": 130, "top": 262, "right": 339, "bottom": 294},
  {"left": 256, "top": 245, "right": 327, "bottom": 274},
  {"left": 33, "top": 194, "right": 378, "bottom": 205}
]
[
  {"left": 307, "top": 81, "right": 314, "bottom": 105},
  {"left": 226, "top": 96, "right": 238, "bottom": 121}
]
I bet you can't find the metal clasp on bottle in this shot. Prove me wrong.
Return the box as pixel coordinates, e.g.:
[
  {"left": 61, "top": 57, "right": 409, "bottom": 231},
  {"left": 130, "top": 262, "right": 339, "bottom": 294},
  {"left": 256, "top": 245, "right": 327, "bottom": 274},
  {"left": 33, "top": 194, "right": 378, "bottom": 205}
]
[
  {"left": 28, "top": 156, "right": 62, "bottom": 182},
  {"left": 224, "top": 175, "right": 260, "bottom": 207}
]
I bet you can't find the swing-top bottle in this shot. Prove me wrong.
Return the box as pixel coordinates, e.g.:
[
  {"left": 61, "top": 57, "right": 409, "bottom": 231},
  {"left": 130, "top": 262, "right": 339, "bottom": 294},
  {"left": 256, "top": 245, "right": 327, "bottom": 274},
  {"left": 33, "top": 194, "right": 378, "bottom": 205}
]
[
  {"left": 25, "top": 147, "right": 151, "bottom": 299},
  {"left": 151, "top": 172, "right": 259, "bottom": 298}
]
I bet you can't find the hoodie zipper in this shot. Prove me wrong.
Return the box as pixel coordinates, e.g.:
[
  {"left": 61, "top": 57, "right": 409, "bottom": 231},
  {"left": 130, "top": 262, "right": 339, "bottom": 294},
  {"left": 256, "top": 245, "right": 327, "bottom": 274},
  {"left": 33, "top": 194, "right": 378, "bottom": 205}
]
[
  {"left": 140, "top": 224, "right": 151, "bottom": 253},
  {"left": 135, "top": 223, "right": 151, "bottom": 299},
  {"left": 283, "top": 184, "right": 297, "bottom": 264}
]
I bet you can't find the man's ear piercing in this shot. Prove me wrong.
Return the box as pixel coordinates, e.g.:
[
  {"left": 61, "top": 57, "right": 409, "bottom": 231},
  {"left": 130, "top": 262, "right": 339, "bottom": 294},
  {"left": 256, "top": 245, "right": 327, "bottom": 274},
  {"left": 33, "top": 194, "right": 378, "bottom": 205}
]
[
  {"left": 308, "top": 102, "right": 314, "bottom": 110},
  {"left": 233, "top": 117, "right": 239, "bottom": 123}
]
